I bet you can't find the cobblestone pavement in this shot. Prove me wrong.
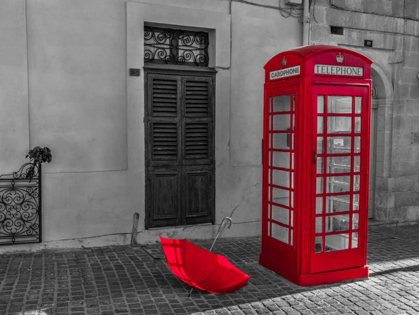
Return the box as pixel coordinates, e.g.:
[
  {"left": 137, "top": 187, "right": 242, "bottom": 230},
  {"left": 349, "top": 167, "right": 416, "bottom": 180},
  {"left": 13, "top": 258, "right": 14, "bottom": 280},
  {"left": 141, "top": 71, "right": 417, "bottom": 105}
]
[{"left": 1, "top": 225, "right": 419, "bottom": 315}]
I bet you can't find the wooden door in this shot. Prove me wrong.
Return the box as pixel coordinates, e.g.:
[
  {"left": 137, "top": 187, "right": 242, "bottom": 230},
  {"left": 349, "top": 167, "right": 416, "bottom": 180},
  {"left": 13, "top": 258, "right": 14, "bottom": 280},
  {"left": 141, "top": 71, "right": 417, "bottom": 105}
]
[{"left": 145, "top": 70, "right": 215, "bottom": 229}]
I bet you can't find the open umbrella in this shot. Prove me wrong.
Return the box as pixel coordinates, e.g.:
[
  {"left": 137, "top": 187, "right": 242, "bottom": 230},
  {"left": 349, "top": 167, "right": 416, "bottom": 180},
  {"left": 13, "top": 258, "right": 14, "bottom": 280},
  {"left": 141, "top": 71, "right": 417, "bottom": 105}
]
[{"left": 160, "top": 218, "right": 251, "bottom": 294}]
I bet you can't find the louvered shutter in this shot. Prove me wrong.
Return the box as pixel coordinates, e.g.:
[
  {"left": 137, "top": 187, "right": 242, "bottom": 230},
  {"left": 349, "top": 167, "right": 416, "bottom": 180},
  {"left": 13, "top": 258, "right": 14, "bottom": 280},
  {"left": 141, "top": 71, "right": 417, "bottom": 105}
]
[
  {"left": 146, "top": 75, "right": 181, "bottom": 166},
  {"left": 151, "top": 78, "right": 178, "bottom": 117},
  {"left": 182, "top": 77, "right": 214, "bottom": 165},
  {"left": 185, "top": 80, "right": 210, "bottom": 116},
  {"left": 151, "top": 122, "right": 178, "bottom": 161},
  {"left": 185, "top": 123, "right": 210, "bottom": 159}
]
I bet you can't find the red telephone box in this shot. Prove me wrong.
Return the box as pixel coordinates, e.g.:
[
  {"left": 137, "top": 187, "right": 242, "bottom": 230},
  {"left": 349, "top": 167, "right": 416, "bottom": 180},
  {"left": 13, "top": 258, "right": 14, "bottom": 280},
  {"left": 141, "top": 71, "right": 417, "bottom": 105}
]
[{"left": 259, "top": 45, "right": 372, "bottom": 286}]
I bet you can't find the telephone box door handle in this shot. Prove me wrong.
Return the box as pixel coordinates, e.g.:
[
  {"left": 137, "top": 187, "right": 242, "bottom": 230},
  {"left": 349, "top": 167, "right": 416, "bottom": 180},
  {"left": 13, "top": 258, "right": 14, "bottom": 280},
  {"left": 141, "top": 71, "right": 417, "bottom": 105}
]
[{"left": 313, "top": 152, "right": 317, "bottom": 164}]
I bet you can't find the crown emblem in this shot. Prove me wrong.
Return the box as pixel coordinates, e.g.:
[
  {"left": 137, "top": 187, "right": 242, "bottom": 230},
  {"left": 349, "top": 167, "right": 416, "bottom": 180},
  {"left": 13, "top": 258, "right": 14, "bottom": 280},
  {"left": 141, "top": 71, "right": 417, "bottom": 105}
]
[
  {"left": 336, "top": 53, "right": 344, "bottom": 63},
  {"left": 282, "top": 57, "right": 287, "bottom": 66}
]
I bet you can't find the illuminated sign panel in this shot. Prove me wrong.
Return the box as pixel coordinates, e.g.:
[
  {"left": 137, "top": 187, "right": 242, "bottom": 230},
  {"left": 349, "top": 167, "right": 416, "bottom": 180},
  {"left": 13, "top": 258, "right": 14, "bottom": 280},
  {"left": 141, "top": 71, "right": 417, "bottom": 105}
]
[
  {"left": 270, "top": 65, "right": 300, "bottom": 80},
  {"left": 314, "top": 64, "right": 363, "bottom": 76}
]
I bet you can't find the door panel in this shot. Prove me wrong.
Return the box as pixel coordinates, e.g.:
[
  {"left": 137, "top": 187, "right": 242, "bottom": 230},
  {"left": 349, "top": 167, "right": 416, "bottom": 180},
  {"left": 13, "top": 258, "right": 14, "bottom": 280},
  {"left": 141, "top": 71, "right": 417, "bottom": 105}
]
[
  {"left": 147, "top": 167, "right": 181, "bottom": 228},
  {"left": 311, "top": 85, "right": 369, "bottom": 274},
  {"left": 183, "top": 166, "right": 214, "bottom": 225}
]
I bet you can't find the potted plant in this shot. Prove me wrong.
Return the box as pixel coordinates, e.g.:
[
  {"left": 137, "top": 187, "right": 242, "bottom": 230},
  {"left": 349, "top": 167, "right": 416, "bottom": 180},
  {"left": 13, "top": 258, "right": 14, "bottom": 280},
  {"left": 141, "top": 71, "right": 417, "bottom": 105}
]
[{"left": 25, "top": 146, "right": 52, "bottom": 181}]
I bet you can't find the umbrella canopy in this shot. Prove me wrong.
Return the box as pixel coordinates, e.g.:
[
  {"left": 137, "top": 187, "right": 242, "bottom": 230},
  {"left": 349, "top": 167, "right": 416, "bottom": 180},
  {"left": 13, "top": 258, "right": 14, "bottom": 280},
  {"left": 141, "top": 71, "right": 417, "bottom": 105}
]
[{"left": 160, "top": 237, "right": 251, "bottom": 294}]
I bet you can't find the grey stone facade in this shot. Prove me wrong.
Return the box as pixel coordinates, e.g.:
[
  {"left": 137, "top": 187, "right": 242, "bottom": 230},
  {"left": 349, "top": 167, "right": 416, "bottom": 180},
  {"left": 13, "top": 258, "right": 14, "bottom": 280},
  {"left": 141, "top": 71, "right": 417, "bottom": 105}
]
[{"left": 309, "top": 0, "right": 419, "bottom": 223}]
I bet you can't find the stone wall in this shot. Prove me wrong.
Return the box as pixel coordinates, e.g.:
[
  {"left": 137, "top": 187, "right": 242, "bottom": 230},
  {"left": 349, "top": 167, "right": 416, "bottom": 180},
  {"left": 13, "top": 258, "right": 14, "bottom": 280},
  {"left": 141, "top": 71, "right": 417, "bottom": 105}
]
[{"left": 310, "top": 0, "right": 419, "bottom": 222}]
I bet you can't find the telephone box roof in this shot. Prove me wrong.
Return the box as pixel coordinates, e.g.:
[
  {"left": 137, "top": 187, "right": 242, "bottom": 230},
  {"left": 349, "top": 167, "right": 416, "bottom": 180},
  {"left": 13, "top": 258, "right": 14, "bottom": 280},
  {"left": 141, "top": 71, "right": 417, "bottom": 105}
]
[
  {"left": 264, "top": 45, "right": 372, "bottom": 81},
  {"left": 265, "top": 45, "right": 372, "bottom": 69}
]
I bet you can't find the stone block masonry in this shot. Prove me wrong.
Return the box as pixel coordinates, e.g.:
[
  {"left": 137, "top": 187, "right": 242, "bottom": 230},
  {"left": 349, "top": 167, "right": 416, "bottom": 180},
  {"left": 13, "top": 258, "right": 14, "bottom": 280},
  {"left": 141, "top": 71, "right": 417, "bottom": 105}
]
[
  {"left": 310, "top": 0, "right": 419, "bottom": 224},
  {"left": 1, "top": 225, "right": 419, "bottom": 314}
]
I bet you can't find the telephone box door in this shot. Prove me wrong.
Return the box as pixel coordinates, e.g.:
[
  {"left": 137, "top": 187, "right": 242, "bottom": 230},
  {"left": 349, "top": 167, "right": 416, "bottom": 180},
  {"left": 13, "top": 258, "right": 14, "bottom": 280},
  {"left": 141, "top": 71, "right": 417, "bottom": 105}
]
[{"left": 311, "top": 85, "right": 370, "bottom": 274}]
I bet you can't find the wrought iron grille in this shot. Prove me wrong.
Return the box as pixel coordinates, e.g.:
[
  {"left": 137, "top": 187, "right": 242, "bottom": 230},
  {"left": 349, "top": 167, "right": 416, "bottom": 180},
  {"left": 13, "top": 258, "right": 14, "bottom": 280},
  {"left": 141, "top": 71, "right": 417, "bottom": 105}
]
[
  {"left": 0, "top": 163, "right": 41, "bottom": 245},
  {"left": 144, "top": 26, "right": 209, "bottom": 67}
]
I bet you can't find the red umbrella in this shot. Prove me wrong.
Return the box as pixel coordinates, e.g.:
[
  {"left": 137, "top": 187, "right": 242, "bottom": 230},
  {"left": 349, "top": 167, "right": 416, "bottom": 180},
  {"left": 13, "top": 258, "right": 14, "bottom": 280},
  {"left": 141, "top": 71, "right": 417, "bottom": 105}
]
[
  {"left": 160, "top": 237, "right": 250, "bottom": 294},
  {"left": 160, "top": 218, "right": 251, "bottom": 294}
]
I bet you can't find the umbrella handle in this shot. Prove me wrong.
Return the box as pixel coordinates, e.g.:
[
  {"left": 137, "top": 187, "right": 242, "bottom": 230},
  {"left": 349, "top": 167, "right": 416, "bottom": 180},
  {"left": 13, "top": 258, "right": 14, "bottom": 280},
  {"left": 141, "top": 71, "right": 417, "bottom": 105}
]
[
  {"left": 209, "top": 216, "right": 232, "bottom": 252},
  {"left": 189, "top": 216, "right": 232, "bottom": 297}
]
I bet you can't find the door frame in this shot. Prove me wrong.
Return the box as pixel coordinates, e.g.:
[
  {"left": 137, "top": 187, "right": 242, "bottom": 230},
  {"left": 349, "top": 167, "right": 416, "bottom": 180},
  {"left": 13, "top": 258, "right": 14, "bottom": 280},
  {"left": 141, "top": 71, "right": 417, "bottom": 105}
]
[
  {"left": 369, "top": 100, "right": 378, "bottom": 218},
  {"left": 144, "top": 65, "right": 216, "bottom": 229}
]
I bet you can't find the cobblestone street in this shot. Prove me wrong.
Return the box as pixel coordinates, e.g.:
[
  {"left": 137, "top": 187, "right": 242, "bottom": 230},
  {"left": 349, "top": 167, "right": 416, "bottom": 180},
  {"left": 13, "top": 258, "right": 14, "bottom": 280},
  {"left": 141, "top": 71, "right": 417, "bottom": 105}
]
[{"left": 1, "top": 224, "right": 419, "bottom": 315}]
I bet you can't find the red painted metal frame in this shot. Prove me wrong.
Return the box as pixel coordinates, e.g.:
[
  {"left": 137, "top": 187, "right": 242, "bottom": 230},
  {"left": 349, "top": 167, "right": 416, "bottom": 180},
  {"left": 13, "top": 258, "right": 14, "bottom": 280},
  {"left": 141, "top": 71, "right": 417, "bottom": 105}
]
[
  {"left": 310, "top": 85, "right": 369, "bottom": 274},
  {"left": 260, "top": 45, "right": 372, "bottom": 286},
  {"left": 262, "top": 85, "right": 300, "bottom": 271}
]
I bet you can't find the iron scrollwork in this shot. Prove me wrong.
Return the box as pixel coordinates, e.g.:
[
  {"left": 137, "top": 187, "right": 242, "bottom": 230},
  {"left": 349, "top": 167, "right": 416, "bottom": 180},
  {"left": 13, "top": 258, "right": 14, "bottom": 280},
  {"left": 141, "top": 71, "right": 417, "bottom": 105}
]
[
  {"left": 0, "top": 163, "right": 41, "bottom": 245},
  {"left": 144, "top": 26, "right": 209, "bottom": 67},
  {"left": 372, "top": 82, "right": 377, "bottom": 99}
]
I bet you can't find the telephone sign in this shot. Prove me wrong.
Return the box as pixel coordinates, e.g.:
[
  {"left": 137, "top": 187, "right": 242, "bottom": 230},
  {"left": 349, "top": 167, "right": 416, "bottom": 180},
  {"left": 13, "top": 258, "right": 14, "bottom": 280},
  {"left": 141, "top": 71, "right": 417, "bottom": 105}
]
[
  {"left": 270, "top": 65, "right": 301, "bottom": 80},
  {"left": 314, "top": 64, "right": 363, "bottom": 76}
]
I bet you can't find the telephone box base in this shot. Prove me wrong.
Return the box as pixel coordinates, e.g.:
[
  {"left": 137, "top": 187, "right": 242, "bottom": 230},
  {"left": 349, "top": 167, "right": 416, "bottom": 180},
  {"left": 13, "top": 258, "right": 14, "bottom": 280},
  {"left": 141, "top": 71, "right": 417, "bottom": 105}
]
[{"left": 259, "top": 254, "right": 369, "bottom": 286}]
